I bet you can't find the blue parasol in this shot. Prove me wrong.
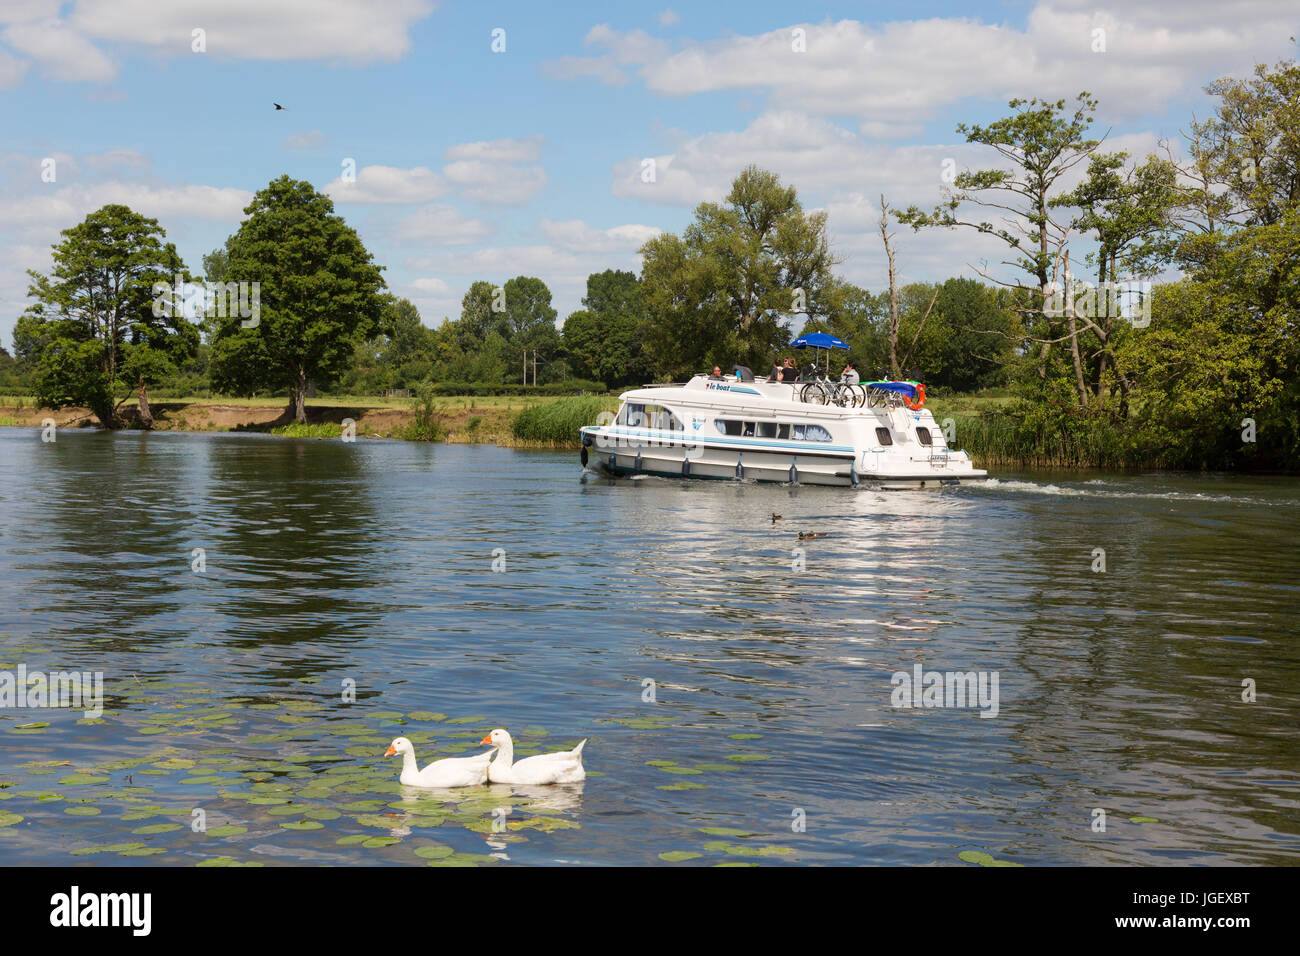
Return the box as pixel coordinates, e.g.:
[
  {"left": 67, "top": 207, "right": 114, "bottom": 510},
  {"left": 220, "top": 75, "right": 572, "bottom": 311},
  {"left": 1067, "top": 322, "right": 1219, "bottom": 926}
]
[{"left": 789, "top": 332, "right": 850, "bottom": 351}]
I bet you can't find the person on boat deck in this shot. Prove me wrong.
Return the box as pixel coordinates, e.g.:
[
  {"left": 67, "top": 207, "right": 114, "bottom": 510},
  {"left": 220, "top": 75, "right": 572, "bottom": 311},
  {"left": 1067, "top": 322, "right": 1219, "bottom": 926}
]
[
  {"left": 709, "top": 365, "right": 723, "bottom": 379},
  {"left": 782, "top": 357, "right": 799, "bottom": 382},
  {"left": 841, "top": 362, "right": 860, "bottom": 384},
  {"left": 770, "top": 359, "right": 783, "bottom": 382}
]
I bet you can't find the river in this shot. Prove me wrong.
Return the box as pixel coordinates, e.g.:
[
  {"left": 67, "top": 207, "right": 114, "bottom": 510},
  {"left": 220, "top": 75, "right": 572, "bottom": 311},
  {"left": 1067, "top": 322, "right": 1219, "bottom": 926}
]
[{"left": 0, "top": 429, "right": 1297, "bottom": 866}]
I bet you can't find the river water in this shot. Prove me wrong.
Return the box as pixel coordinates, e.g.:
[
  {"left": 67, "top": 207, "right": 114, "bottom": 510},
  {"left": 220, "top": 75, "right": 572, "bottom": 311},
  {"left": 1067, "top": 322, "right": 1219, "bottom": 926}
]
[{"left": 0, "top": 429, "right": 1297, "bottom": 866}]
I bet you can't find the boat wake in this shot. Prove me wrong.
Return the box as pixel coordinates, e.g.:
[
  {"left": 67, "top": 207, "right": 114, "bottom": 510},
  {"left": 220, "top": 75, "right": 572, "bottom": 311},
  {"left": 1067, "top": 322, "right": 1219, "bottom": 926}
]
[{"left": 970, "top": 477, "right": 1294, "bottom": 507}]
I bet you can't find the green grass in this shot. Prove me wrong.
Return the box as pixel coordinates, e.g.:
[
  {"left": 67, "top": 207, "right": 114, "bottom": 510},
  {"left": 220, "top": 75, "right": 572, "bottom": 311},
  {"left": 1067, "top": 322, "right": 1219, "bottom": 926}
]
[
  {"left": 510, "top": 396, "right": 617, "bottom": 445},
  {"left": 265, "top": 422, "right": 345, "bottom": 439}
]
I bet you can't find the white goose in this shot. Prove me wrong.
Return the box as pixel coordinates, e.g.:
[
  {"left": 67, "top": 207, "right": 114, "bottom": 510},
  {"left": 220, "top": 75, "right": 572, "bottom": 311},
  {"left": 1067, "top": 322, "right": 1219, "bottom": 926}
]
[
  {"left": 481, "top": 729, "right": 587, "bottom": 785},
  {"left": 385, "top": 736, "right": 494, "bottom": 788}
]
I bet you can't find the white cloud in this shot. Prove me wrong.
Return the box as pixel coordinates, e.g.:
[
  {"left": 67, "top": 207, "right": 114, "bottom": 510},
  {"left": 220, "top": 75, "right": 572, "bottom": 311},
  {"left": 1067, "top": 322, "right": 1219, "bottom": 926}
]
[
  {"left": 543, "top": 24, "right": 668, "bottom": 86},
  {"left": 409, "top": 276, "right": 449, "bottom": 295},
  {"left": 390, "top": 204, "right": 494, "bottom": 245},
  {"left": 0, "top": 48, "right": 29, "bottom": 88},
  {"left": 325, "top": 165, "right": 445, "bottom": 204},
  {"left": 283, "top": 129, "right": 326, "bottom": 150},
  {"left": 441, "top": 159, "right": 547, "bottom": 204},
  {"left": 611, "top": 111, "right": 994, "bottom": 208},
  {"left": 658, "top": 10, "right": 679, "bottom": 28},
  {"left": 553, "top": 6, "right": 1299, "bottom": 129},
  {"left": 0, "top": 183, "right": 251, "bottom": 229},
  {"left": 3, "top": 17, "right": 116, "bottom": 82},
  {"left": 540, "top": 218, "right": 661, "bottom": 252},
  {"left": 326, "top": 137, "right": 547, "bottom": 206},
  {"left": 444, "top": 134, "right": 543, "bottom": 164},
  {"left": 68, "top": 0, "right": 437, "bottom": 64}
]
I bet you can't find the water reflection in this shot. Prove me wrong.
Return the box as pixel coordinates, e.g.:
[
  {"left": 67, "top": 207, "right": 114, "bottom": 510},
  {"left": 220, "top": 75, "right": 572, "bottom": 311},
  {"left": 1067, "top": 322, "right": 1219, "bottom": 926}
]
[{"left": 0, "top": 433, "right": 1297, "bottom": 865}]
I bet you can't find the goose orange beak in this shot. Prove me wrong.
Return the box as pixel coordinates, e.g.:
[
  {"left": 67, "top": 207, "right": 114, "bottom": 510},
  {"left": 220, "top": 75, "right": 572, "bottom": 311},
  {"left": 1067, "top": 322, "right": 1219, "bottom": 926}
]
[
  {"left": 480, "top": 735, "right": 492, "bottom": 746},
  {"left": 384, "top": 745, "right": 395, "bottom": 757}
]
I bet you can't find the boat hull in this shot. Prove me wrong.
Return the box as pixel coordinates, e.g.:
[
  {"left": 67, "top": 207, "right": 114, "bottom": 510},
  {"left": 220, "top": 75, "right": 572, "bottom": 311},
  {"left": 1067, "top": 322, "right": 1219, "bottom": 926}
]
[{"left": 581, "top": 430, "right": 987, "bottom": 489}]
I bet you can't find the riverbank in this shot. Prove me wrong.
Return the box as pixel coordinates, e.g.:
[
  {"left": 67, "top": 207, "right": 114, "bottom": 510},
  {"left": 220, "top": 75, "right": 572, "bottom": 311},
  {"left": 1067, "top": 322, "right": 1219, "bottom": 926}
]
[
  {"left": 2, "top": 392, "right": 1284, "bottom": 473},
  {"left": 0, "top": 393, "right": 613, "bottom": 447}
]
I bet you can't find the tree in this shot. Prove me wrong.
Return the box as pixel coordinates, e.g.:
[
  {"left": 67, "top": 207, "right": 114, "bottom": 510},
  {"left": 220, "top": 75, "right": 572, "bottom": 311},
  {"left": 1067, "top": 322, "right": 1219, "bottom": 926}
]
[
  {"left": 19, "top": 204, "right": 196, "bottom": 428},
  {"left": 897, "top": 94, "right": 1101, "bottom": 397},
  {"left": 640, "top": 165, "right": 839, "bottom": 376},
  {"left": 562, "top": 269, "right": 649, "bottom": 387},
  {"left": 502, "top": 276, "right": 559, "bottom": 384},
  {"left": 1051, "top": 151, "right": 1179, "bottom": 405},
  {"left": 208, "top": 176, "right": 386, "bottom": 421},
  {"left": 1121, "top": 60, "right": 1300, "bottom": 468}
]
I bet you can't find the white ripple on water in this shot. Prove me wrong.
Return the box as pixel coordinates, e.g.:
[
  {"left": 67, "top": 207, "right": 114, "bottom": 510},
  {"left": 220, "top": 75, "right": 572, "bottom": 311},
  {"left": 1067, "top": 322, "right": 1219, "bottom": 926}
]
[{"left": 970, "top": 477, "right": 1299, "bottom": 507}]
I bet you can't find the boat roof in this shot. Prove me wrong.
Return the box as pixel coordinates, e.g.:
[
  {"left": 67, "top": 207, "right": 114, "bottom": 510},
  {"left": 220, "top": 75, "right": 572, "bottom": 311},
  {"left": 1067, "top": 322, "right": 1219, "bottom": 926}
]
[{"left": 615, "top": 374, "right": 924, "bottom": 419}]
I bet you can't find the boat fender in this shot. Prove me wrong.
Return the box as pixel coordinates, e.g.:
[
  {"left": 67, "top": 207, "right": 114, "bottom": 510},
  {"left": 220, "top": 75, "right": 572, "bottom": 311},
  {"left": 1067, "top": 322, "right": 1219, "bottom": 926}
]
[
  {"left": 850, "top": 461, "right": 859, "bottom": 487},
  {"left": 735, "top": 454, "right": 744, "bottom": 480},
  {"left": 789, "top": 460, "right": 798, "bottom": 484},
  {"left": 682, "top": 457, "right": 691, "bottom": 477},
  {"left": 634, "top": 447, "right": 643, "bottom": 473},
  {"left": 580, "top": 446, "right": 589, "bottom": 467}
]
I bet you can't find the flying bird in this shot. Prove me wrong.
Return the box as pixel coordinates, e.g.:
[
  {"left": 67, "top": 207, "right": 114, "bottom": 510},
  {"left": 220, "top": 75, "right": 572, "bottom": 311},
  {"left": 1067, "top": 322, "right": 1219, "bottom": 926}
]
[{"left": 273, "top": 103, "right": 286, "bottom": 110}]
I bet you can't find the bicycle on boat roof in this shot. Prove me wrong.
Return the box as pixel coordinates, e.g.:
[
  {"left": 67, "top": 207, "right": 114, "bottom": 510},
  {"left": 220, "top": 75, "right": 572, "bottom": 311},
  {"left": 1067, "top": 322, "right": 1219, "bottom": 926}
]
[{"left": 799, "top": 373, "right": 867, "bottom": 408}]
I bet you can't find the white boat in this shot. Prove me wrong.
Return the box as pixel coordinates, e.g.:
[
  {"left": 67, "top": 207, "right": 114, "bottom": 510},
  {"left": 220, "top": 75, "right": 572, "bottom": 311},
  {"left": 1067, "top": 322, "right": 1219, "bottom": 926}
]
[{"left": 578, "top": 372, "right": 989, "bottom": 489}]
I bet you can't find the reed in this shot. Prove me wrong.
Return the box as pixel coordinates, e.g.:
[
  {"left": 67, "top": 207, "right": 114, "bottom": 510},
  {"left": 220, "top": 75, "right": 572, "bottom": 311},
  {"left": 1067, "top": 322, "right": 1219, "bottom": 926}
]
[
  {"left": 394, "top": 383, "right": 448, "bottom": 442},
  {"left": 947, "top": 411, "right": 1159, "bottom": 469},
  {"left": 510, "top": 396, "right": 616, "bottom": 445}
]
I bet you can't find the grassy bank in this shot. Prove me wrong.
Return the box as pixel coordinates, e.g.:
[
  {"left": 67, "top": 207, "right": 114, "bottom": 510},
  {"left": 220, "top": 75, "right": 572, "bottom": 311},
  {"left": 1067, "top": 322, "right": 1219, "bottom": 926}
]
[
  {"left": 0, "top": 391, "right": 616, "bottom": 448},
  {"left": 0, "top": 389, "right": 1246, "bottom": 470},
  {"left": 510, "top": 396, "right": 619, "bottom": 444}
]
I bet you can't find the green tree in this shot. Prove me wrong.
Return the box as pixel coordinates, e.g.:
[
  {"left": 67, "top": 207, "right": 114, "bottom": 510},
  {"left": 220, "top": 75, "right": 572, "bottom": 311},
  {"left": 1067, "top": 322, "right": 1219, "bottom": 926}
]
[
  {"left": 208, "top": 176, "right": 386, "bottom": 421},
  {"left": 562, "top": 269, "right": 649, "bottom": 387},
  {"left": 897, "top": 94, "right": 1101, "bottom": 397},
  {"left": 19, "top": 203, "right": 196, "bottom": 428},
  {"left": 502, "top": 275, "right": 559, "bottom": 383},
  {"left": 640, "top": 165, "right": 839, "bottom": 376},
  {"left": 1051, "top": 151, "right": 1179, "bottom": 405}
]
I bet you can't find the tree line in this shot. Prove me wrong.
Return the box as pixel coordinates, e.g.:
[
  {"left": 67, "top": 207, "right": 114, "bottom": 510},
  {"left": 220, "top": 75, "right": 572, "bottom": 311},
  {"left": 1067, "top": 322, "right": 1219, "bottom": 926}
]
[{"left": 6, "top": 58, "right": 1297, "bottom": 469}]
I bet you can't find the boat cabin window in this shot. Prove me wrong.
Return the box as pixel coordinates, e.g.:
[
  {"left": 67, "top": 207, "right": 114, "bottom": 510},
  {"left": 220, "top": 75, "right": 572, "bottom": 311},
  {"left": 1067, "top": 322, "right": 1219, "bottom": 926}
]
[
  {"left": 792, "top": 424, "right": 832, "bottom": 442},
  {"left": 714, "top": 420, "right": 830, "bottom": 441},
  {"left": 916, "top": 427, "right": 932, "bottom": 446},
  {"left": 875, "top": 427, "right": 893, "bottom": 446},
  {"left": 621, "top": 403, "right": 682, "bottom": 430}
]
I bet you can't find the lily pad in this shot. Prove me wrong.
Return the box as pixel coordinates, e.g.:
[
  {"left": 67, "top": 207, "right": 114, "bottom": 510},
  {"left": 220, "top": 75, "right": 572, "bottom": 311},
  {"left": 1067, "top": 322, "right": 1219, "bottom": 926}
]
[
  {"left": 59, "top": 774, "right": 109, "bottom": 786},
  {"left": 414, "top": 845, "right": 455, "bottom": 859},
  {"left": 205, "top": 825, "right": 248, "bottom": 837},
  {"left": 132, "top": 823, "right": 183, "bottom": 835},
  {"left": 658, "top": 850, "right": 702, "bottom": 862}
]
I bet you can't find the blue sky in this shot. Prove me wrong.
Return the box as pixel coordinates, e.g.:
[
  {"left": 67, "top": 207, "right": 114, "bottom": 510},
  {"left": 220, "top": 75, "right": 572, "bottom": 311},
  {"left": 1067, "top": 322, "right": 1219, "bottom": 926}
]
[{"left": 2, "top": 1, "right": 1296, "bottom": 348}]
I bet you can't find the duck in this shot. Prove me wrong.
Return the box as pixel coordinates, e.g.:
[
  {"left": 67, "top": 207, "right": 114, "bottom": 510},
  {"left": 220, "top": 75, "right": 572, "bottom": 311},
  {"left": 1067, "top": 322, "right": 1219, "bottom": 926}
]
[
  {"left": 480, "top": 729, "right": 587, "bottom": 785},
  {"left": 771, "top": 513, "right": 783, "bottom": 523},
  {"left": 798, "top": 531, "right": 826, "bottom": 540},
  {"left": 384, "top": 736, "right": 494, "bottom": 788}
]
